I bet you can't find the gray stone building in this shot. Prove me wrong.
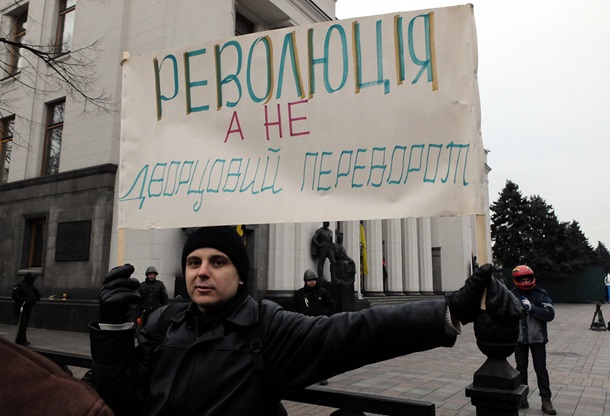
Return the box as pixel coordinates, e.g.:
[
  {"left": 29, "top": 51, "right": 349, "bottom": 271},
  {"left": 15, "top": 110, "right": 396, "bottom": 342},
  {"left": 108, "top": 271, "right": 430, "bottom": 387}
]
[{"left": 0, "top": 0, "right": 491, "bottom": 332}]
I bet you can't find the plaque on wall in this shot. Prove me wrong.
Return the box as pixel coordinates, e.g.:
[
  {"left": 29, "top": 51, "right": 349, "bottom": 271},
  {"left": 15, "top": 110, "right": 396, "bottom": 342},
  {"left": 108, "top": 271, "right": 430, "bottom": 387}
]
[{"left": 55, "top": 220, "right": 92, "bottom": 261}]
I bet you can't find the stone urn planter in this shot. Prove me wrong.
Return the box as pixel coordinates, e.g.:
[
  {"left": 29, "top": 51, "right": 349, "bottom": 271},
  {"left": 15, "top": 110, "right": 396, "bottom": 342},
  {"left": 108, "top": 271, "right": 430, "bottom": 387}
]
[{"left": 465, "top": 304, "right": 528, "bottom": 415}]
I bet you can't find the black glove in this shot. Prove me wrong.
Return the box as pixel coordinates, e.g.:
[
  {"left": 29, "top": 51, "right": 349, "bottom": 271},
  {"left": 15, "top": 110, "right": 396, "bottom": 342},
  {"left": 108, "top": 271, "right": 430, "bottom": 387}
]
[
  {"left": 446, "top": 264, "right": 492, "bottom": 324},
  {"left": 99, "top": 264, "right": 141, "bottom": 324},
  {"left": 447, "top": 264, "right": 526, "bottom": 325},
  {"left": 486, "top": 276, "right": 526, "bottom": 321}
]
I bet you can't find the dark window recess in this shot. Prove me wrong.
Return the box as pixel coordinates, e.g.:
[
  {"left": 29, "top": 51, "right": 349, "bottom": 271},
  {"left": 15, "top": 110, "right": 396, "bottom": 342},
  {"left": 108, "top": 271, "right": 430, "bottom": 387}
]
[
  {"left": 235, "top": 12, "right": 254, "bottom": 36},
  {"left": 55, "top": 220, "right": 92, "bottom": 261},
  {"left": 23, "top": 217, "right": 46, "bottom": 269}
]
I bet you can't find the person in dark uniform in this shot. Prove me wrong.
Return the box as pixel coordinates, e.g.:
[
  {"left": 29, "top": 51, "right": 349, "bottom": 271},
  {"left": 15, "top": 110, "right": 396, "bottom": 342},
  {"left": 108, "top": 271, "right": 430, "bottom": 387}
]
[
  {"left": 12, "top": 272, "right": 41, "bottom": 346},
  {"left": 294, "top": 269, "right": 337, "bottom": 317},
  {"left": 294, "top": 268, "right": 337, "bottom": 386},
  {"left": 137, "top": 266, "right": 169, "bottom": 325}
]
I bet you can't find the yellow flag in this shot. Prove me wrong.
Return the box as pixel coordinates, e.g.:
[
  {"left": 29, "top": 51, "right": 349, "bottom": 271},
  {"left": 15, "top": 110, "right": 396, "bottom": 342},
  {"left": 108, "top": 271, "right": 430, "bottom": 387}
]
[{"left": 360, "top": 222, "right": 368, "bottom": 276}]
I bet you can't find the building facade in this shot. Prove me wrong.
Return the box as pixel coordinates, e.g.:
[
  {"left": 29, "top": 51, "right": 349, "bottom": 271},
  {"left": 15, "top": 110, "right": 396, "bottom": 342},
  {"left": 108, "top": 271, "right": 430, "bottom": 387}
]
[{"left": 0, "top": 0, "right": 491, "bottom": 330}]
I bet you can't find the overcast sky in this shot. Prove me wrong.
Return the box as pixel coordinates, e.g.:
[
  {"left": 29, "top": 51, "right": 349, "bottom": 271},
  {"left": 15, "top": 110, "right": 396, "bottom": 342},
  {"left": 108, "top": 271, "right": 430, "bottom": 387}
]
[{"left": 336, "top": 1, "right": 610, "bottom": 248}]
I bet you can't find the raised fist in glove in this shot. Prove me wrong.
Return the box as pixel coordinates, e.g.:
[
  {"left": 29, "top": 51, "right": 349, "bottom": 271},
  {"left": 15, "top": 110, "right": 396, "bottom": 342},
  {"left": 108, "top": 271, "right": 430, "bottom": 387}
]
[
  {"left": 99, "top": 264, "right": 141, "bottom": 324},
  {"left": 446, "top": 264, "right": 493, "bottom": 324},
  {"left": 447, "top": 264, "right": 525, "bottom": 324},
  {"left": 485, "top": 276, "right": 526, "bottom": 320}
]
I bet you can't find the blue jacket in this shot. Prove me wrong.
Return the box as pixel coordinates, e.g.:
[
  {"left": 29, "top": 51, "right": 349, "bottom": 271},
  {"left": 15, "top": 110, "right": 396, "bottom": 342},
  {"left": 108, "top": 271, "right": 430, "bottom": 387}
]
[{"left": 511, "top": 286, "right": 554, "bottom": 344}]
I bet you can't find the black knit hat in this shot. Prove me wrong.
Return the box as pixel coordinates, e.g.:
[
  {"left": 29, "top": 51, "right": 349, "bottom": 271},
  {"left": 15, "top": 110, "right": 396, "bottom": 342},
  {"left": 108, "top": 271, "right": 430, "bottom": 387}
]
[{"left": 181, "top": 226, "right": 249, "bottom": 283}]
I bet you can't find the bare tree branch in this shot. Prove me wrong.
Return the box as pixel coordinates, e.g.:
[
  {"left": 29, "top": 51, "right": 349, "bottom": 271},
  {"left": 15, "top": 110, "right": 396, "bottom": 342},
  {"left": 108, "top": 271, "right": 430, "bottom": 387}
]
[{"left": 0, "top": 37, "right": 114, "bottom": 113}]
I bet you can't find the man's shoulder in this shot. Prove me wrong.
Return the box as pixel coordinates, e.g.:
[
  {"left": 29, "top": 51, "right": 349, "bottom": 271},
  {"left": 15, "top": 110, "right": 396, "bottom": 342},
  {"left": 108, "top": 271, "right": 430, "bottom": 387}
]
[
  {"left": 146, "top": 302, "right": 191, "bottom": 333},
  {"left": 257, "top": 298, "right": 287, "bottom": 318},
  {"left": 258, "top": 297, "right": 284, "bottom": 309},
  {"left": 533, "top": 286, "right": 551, "bottom": 296}
]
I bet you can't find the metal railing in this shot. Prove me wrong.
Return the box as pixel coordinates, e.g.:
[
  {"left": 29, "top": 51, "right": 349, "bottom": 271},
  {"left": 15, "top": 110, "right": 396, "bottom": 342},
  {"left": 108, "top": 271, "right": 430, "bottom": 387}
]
[{"left": 32, "top": 347, "right": 435, "bottom": 416}]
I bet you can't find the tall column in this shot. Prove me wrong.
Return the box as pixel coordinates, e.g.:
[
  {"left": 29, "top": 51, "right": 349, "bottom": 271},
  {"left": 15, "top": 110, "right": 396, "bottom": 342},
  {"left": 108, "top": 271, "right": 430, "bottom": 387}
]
[
  {"left": 401, "top": 218, "right": 420, "bottom": 295},
  {"left": 294, "top": 222, "right": 309, "bottom": 287},
  {"left": 363, "top": 219, "right": 384, "bottom": 296},
  {"left": 417, "top": 217, "right": 434, "bottom": 294},
  {"left": 267, "top": 223, "right": 296, "bottom": 297},
  {"left": 343, "top": 220, "right": 362, "bottom": 297},
  {"left": 383, "top": 219, "right": 404, "bottom": 296}
]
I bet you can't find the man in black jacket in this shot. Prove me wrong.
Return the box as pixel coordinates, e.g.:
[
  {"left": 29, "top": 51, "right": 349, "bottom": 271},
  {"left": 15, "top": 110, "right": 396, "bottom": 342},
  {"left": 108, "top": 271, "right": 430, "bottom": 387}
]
[
  {"left": 12, "top": 272, "right": 41, "bottom": 346},
  {"left": 294, "top": 269, "right": 337, "bottom": 317},
  {"left": 137, "top": 266, "right": 169, "bottom": 325},
  {"left": 90, "top": 226, "right": 524, "bottom": 416},
  {"left": 294, "top": 268, "right": 337, "bottom": 386}
]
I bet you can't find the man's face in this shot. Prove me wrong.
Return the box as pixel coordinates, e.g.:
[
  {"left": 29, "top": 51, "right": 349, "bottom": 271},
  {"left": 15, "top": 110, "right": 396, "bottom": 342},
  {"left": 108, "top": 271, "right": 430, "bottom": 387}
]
[
  {"left": 185, "top": 247, "right": 242, "bottom": 312},
  {"left": 146, "top": 273, "right": 157, "bottom": 281},
  {"left": 305, "top": 279, "right": 317, "bottom": 287}
]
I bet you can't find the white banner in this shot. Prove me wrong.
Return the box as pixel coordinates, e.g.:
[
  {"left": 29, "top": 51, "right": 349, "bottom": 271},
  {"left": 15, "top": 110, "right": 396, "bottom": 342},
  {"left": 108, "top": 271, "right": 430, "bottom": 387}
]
[{"left": 119, "top": 5, "right": 485, "bottom": 229}]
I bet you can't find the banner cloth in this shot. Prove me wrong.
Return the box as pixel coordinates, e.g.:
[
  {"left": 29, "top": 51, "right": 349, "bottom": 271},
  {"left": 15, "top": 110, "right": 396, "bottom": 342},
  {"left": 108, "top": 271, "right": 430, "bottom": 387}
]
[{"left": 119, "top": 4, "right": 484, "bottom": 229}]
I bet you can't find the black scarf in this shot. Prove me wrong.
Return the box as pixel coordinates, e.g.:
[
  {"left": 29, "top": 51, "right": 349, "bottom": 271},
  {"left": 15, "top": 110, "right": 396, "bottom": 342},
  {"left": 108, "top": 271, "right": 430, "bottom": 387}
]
[{"left": 190, "top": 286, "right": 249, "bottom": 334}]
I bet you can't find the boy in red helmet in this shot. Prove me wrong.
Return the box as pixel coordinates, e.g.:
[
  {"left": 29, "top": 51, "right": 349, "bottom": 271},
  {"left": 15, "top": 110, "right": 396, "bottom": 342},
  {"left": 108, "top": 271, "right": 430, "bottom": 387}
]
[{"left": 511, "top": 265, "right": 557, "bottom": 415}]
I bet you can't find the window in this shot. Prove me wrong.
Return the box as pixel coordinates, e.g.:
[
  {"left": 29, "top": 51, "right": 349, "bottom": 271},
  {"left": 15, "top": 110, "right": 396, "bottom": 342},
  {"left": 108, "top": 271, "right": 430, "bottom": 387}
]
[
  {"left": 41, "top": 99, "right": 65, "bottom": 176},
  {"left": 235, "top": 12, "right": 254, "bottom": 36},
  {"left": 0, "top": 115, "right": 15, "bottom": 184},
  {"left": 56, "top": 0, "right": 76, "bottom": 54},
  {"left": 22, "top": 217, "right": 46, "bottom": 269},
  {"left": 3, "top": 6, "right": 28, "bottom": 77}
]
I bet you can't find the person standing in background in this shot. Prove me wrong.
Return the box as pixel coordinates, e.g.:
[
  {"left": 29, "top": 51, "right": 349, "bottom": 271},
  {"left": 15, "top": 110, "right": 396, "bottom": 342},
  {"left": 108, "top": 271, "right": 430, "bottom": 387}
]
[
  {"left": 294, "top": 269, "right": 337, "bottom": 318},
  {"left": 294, "top": 269, "right": 338, "bottom": 386},
  {"left": 511, "top": 265, "right": 557, "bottom": 415},
  {"left": 137, "top": 266, "right": 169, "bottom": 326},
  {"left": 12, "top": 272, "right": 41, "bottom": 346}
]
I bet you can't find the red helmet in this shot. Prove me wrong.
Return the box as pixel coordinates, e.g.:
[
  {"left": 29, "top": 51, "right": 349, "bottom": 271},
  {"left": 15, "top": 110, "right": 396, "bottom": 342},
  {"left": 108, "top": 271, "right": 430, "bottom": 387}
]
[{"left": 512, "top": 265, "right": 535, "bottom": 290}]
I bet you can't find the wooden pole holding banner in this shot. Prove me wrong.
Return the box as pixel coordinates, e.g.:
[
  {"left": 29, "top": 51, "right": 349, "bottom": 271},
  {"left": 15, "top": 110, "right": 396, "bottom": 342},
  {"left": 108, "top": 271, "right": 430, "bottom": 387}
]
[{"left": 118, "top": 228, "right": 125, "bottom": 266}]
